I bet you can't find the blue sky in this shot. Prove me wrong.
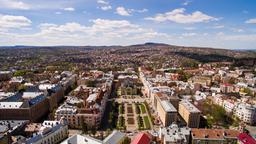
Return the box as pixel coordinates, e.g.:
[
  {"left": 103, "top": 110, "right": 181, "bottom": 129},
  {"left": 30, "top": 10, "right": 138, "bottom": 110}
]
[{"left": 0, "top": 0, "right": 256, "bottom": 49}]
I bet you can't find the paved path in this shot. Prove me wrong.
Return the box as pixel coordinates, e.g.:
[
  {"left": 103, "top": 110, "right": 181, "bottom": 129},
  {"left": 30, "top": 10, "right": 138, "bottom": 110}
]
[{"left": 108, "top": 97, "right": 150, "bottom": 104}]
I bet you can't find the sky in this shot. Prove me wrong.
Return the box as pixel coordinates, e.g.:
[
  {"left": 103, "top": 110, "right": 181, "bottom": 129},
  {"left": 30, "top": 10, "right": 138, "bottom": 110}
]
[{"left": 0, "top": 0, "right": 256, "bottom": 49}]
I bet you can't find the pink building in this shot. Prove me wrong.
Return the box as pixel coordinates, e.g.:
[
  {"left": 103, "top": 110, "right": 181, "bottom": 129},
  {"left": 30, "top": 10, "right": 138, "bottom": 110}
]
[{"left": 237, "top": 133, "right": 256, "bottom": 144}]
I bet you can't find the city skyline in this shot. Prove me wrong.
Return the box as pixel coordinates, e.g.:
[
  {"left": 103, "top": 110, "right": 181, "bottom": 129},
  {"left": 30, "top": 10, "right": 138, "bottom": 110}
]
[{"left": 0, "top": 0, "right": 256, "bottom": 49}]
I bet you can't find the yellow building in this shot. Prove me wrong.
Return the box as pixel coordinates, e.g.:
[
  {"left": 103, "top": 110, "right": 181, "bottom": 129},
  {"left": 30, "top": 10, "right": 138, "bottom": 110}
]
[
  {"left": 179, "top": 100, "right": 201, "bottom": 128},
  {"left": 156, "top": 96, "right": 177, "bottom": 126}
]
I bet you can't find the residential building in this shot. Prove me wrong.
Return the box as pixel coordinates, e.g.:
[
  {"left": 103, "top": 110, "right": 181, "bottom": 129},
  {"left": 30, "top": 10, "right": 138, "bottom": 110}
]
[
  {"left": 25, "top": 119, "right": 68, "bottom": 144},
  {"left": 159, "top": 123, "right": 191, "bottom": 144},
  {"left": 131, "top": 132, "right": 151, "bottom": 144},
  {"left": 0, "top": 71, "right": 12, "bottom": 81},
  {"left": 191, "top": 129, "right": 240, "bottom": 144},
  {"left": 117, "top": 78, "right": 139, "bottom": 96},
  {"left": 39, "top": 84, "right": 65, "bottom": 111},
  {"left": 55, "top": 72, "right": 113, "bottom": 129},
  {"left": 0, "top": 120, "right": 29, "bottom": 144},
  {"left": 155, "top": 96, "right": 177, "bottom": 126},
  {"left": 234, "top": 103, "right": 256, "bottom": 125},
  {"left": 61, "top": 130, "right": 125, "bottom": 144},
  {"left": 237, "top": 133, "right": 256, "bottom": 144},
  {"left": 103, "top": 130, "right": 126, "bottom": 144},
  {"left": 220, "top": 83, "right": 234, "bottom": 93},
  {"left": 223, "top": 99, "right": 236, "bottom": 113},
  {"left": 179, "top": 100, "right": 201, "bottom": 128},
  {"left": 61, "top": 134, "right": 102, "bottom": 144},
  {"left": 0, "top": 93, "right": 49, "bottom": 122},
  {"left": 188, "top": 76, "right": 212, "bottom": 86}
]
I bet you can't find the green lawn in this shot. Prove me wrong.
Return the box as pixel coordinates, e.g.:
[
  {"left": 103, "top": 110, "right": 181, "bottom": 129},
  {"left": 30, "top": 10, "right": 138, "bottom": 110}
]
[
  {"left": 137, "top": 116, "right": 144, "bottom": 130},
  {"left": 140, "top": 104, "right": 146, "bottom": 114},
  {"left": 117, "top": 116, "right": 125, "bottom": 130},
  {"left": 119, "top": 104, "right": 124, "bottom": 114},
  {"left": 143, "top": 116, "right": 151, "bottom": 129}
]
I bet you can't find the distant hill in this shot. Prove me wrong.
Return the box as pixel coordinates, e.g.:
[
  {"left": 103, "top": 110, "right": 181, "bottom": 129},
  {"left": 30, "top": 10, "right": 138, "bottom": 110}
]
[{"left": 0, "top": 43, "right": 255, "bottom": 68}]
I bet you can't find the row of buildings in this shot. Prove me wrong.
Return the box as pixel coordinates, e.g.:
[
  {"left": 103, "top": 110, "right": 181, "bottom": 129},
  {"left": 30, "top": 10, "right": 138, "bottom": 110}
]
[
  {"left": 139, "top": 67, "right": 201, "bottom": 128},
  {"left": 212, "top": 93, "right": 256, "bottom": 125},
  {"left": 55, "top": 70, "right": 114, "bottom": 129}
]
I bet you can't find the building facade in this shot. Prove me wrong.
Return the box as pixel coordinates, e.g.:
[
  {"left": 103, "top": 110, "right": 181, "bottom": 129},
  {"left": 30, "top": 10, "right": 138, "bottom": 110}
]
[{"left": 179, "top": 100, "right": 201, "bottom": 128}]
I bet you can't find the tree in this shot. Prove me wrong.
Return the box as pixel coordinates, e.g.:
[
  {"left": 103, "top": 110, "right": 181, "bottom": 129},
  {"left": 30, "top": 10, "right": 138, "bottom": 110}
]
[
  {"left": 91, "top": 126, "right": 97, "bottom": 136},
  {"left": 14, "top": 70, "right": 28, "bottom": 77},
  {"left": 86, "top": 80, "right": 97, "bottom": 87},
  {"left": 108, "top": 112, "right": 113, "bottom": 129},
  {"left": 122, "top": 137, "right": 131, "bottom": 144},
  {"left": 81, "top": 120, "right": 88, "bottom": 134},
  {"left": 18, "top": 84, "right": 27, "bottom": 92},
  {"left": 243, "top": 88, "right": 253, "bottom": 96}
]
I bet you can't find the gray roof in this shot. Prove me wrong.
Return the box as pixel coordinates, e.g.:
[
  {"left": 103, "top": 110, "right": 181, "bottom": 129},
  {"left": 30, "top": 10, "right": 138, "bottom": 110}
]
[
  {"left": 180, "top": 100, "right": 201, "bottom": 113},
  {"left": 0, "top": 120, "right": 28, "bottom": 133},
  {"left": 61, "top": 135, "right": 102, "bottom": 144},
  {"left": 161, "top": 100, "right": 177, "bottom": 112},
  {"left": 103, "top": 130, "right": 125, "bottom": 144}
]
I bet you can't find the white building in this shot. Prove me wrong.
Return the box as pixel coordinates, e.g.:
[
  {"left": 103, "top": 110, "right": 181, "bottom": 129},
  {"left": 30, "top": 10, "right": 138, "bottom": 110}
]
[
  {"left": 26, "top": 119, "right": 68, "bottom": 144},
  {"left": 61, "top": 130, "right": 125, "bottom": 144},
  {"left": 61, "top": 135, "right": 102, "bottom": 144},
  {"left": 159, "top": 123, "right": 191, "bottom": 144},
  {"left": 103, "top": 130, "right": 125, "bottom": 144},
  {"left": 223, "top": 99, "right": 236, "bottom": 113},
  {"left": 234, "top": 103, "right": 256, "bottom": 125}
]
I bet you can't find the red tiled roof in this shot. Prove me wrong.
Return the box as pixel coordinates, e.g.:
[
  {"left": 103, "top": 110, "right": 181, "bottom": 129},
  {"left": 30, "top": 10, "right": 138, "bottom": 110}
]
[
  {"left": 131, "top": 133, "right": 151, "bottom": 144},
  {"left": 192, "top": 129, "right": 239, "bottom": 140},
  {"left": 238, "top": 133, "right": 256, "bottom": 144}
]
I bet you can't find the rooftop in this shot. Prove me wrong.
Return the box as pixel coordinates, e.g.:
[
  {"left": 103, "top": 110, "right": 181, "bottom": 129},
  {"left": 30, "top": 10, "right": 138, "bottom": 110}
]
[
  {"left": 131, "top": 132, "right": 151, "bottom": 144},
  {"left": 160, "top": 124, "right": 190, "bottom": 143},
  {"left": 0, "top": 71, "right": 11, "bottom": 74},
  {"left": 103, "top": 130, "right": 125, "bottom": 144},
  {"left": 86, "top": 93, "right": 98, "bottom": 103},
  {"left": 26, "top": 120, "right": 67, "bottom": 144},
  {"left": 61, "top": 135, "right": 102, "bottom": 144},
  {"left": 0, "top": 92, "right": 16, "bottom": 101},
  {"left": 161, "top": 100, "right": 177, "bottom": 112},
  {"left": 24, "top": 123, "right": 42, "bottom": 133},
  {"left": 238, "top": 133, "right": 256, "bottom": 144},
  {"left": 192, "top": 129, "right": 240, "bottom": 140},
  {"left": 0, "top": 102, "right": 23, "bottom": 109},
  {"left": 180, "top": 100, "right": 201, "bottom": 113},
  {"left": 0, "top": 120, "right": 28, "bottom": 133},
  {"left": 22, "top": 92, "right": 44, "bottom": 99}
]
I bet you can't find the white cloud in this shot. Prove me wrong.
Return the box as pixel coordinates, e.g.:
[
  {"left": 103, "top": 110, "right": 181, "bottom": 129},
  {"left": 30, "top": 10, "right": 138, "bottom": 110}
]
[
  {"left": 219, "top": 34, "right": 256, "bottom": 42},
  {"left": 38, "top": 23, "right": 58, "bottom": 29},
  {"left": 116, "top": 7, "right": 131, "bottom": 16},
  {"left": 231, "top": 28, "right": 244, "bottom": 33},
  {"left": 211, "top": 25, "right": 224, "bottom": 29},
  {"left": 0, "top": 14, "right": 32, "bottom": 31},
  {"left": 100, "top": 5, "right": 112, "bottom": 11},
  {"left": 55, "top": 12, "right": 62, "bottom": 15},
  {"left": 145, "top": 8, "right": 218, "bottom": 24},
  {"left": 0, "top": 0, "right": 30, "bottom": 10},
  {"left": 116, "top": 7, "right": 148, "bottom": 16},
  {"left": 0, "top": 19, "right": 169, "bottom": 46},
  {"left": 97, "top": 0, "right": 112, "bottom": 11},
  {"left": 63, "top": 7, "right": 75, "bottom": 11},
  {"left": 216, "top": 32, "right": 224, "bottom": 36},
  {"left": 182, "top": 33, "right": 197, "bottom": 37},
  {"left": 182, "top": 1, "right": 192, "bottom": 6},
  {"left": 97, "top": 0, "right": 109, "bottom": 5},
  {"left": 245, "top": 18, "right": 256, "bottom": 24},
  {"left": 132, "top": 8, "right": 148, "bottom": 13},
  {"left": 184, "top": 27, "right": 196, "bottom": 30}
]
